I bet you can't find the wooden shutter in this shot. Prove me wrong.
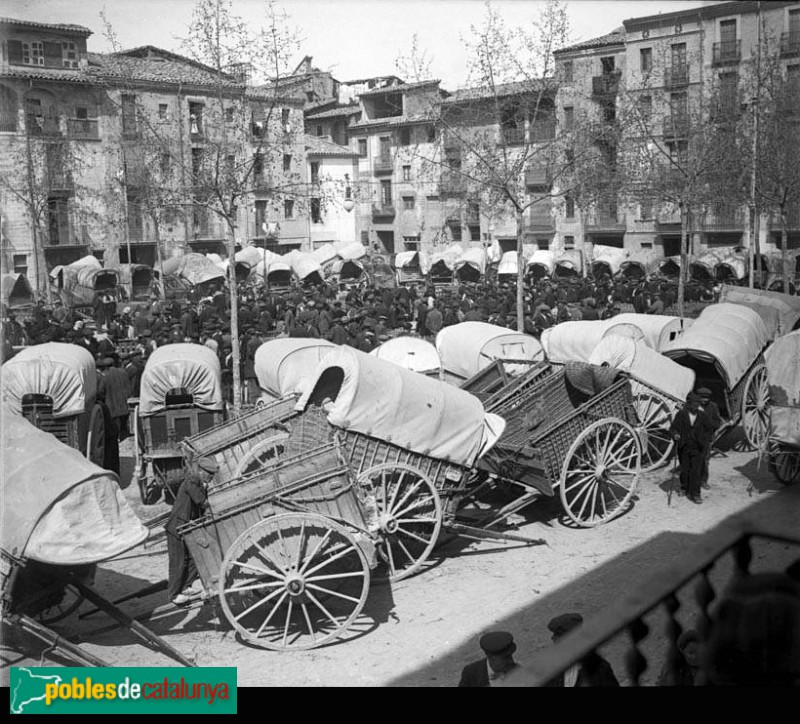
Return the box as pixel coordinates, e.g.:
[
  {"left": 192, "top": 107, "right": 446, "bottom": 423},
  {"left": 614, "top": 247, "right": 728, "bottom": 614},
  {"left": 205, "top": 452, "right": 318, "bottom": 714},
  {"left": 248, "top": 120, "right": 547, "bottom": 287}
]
[
  {"left": 7, "top": 40, "right": 23, "bottom": 63},
  {"left": 43, "top": 41, "right": 62, "bottom": 67}
]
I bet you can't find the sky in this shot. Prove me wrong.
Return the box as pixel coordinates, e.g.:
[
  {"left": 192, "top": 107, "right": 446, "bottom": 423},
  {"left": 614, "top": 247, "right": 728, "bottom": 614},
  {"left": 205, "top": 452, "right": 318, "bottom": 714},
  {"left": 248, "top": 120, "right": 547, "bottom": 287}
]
[{"left": 6, "top": 0, "right": 723, "bottom": 88}]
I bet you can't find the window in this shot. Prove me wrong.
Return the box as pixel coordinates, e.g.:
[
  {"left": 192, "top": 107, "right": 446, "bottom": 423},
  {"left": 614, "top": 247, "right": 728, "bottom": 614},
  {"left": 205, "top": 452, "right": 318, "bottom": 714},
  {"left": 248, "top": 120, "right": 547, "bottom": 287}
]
[
  {"left": 538, "top": 238, "right": 550, "bottom": 251},
  {"left": 469, "top": 225, "right": 481, "bottom": 241},
  {"left": 23, "top": 41, "right": 44, "bottom": 66},
  {"left": 601, "top": 56, "right": 616, "bottom": 74},
  {"left": 13, "top": 254, "right": 27, "bottom": 276},
  {"left": 357, "top": 138, "right": 367, "bottom": 157},
  {"left": 254, "top": 200, "right": 267, "bottom": 233},
  {"left": 563, "top": 106, "right": 574, "bottom": 130},
  {"left": 379, "top": 136, "right": 391, "bottom": 161},
  {"left": 719, "top": 72, "right": 739, "bottom": 114},
  {"left": 640, "top": 198, "right": 654, "bottom": 220},
  {"left": 640, "top": 48, "right": 652, "bottom": 73},
  {"left": 638, "top": 95, "right": 652, "bottom": 122},
  {"left": 225, "top": 107, "right": 234, "bottom": 122},
  {"left": 426, "top": 125, "right": 436, "bottom": 142},
  {"left": 283, "top": 154, "right": 291, "bottom": 172},
  {"left": 403, "top": 236, "right": 419, "bottom": 251},
  {"left": 121, "top": 94, "right": 137, "bottom": 137},
  {"left": 671, "top": 43, "right": 687, "bottom": 69},
  {"left": 402, "top": 196, "right": 415, "bottom": 210},
  {"left": 61, "top": 41, "right": 78, "bottom": 69},
  {"left": 789, "top": 64, "right": 800, "bottom": 96},
  {"left": 565, "top": 196, "right": 575, "bottom": 219},
  {"left": 158, "top": 103, "right": 168, "bottom": 120},
  {"left": 564, "top": 235, "right": 575, "bottom": 250},
  {"left": 720, "top": 18, "right": 737, "bottom": 44},
  {"left": 603, "top": 104, "right": 616, "bottom": 123},
  {"left": 310, "top": 161, "right": 319, "bottom": 185},
  {"left": 402, "top": 165, "right": 411, "bottom": 181},
  {"left": 306, "top": 91, "right": 315, "bottom": 103},
  {"left": 668, "top": 140, "right": 689, "bottom": 167},
  {"left": 565, "top": 147, "right": 575, "bottom": 165},
  {"left": 361, "top": 231, "right": 370, "bottom": 245},
  {"left": 253, "top": 152, "right": 264, "bottom": 182},
  {"left": 189, "top": 102, "right": 203, "bottom": 135},
  {"left": 75, "top": 106, "right": 88, "bottom": 120},
  {"left": 311, "top": 198, "right": 322, "bottom": 223},
  {"left": 563, "top": 60, "right": 573, "bottom": 83},
  {"left": 281, "top": 108, "right": 291, "bottom": 131},
  {"left": 641, "top": 241, "right": 653, "bottom": 249},
  {"left": 426, "top": 195, "right": 440, "bottom": 202},
  {"left": 399, "top": 127, "right": 411, "bottom": 146},
  {"left": 380, "top": 180, "right": 392, "bottom": 207},
  {"left": 284, "top": 199, "right": 295, "bottom": 219},
  {"left": 160, "top": 152, "right": 171, "bottom": 175},
  {"left": 316, "top": 125, "right": 323, "bottom": 136},
  {"left": 448, "top": 223, "right": 462, "bottom": 242},
  {"left": 191, "top": 147, "right": 203, "bottom": 178}
]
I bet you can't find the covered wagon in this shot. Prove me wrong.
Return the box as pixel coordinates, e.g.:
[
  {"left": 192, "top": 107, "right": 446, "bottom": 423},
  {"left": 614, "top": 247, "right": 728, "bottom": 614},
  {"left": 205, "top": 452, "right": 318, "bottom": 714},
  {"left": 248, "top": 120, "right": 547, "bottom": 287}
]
[
  {"left": 371, "top": 335, "right": 442, "bottom": 377},
  {"left": 289, "top": 253, "right": 324, "bottom": 286},
  {"left": 718, "top": 284, "right": 800, "bottom": 341},
  {"left": 603, "top": 313, "right": 693, "bottom": 352},
  {"left": 715, "top": 249, "right": 749, "bottom": 285},
  {"left": 395, "top": 251, "right": 428, "bottom": 285},
  {"left": 455, "top": 247, "right": 487, "bottom": 284},
  {"left": 115, "top": 263, "right": 155, "bottom": 301},
  {"left": 525, "top": 249, "right": 555, "bottom": 282},
  {"left": 553, "top": 249, "right": 583, "bottom": 279},
  {"left": 591, "top": 245, "right": 628, "bottom": 280},
  {"left": 764, "top": 330, "right": 800, "bottom": 484},
  {"left": 50, "top": 256, "right": 120, "bottom": 310},
  {"left": 428, "top": 244, "right": 462, "bottom": 287},
  {"left": 620, "top": 250, "right": 660, "bottom": 282},
  {"left": 1, "top": 273, "right": 34, "bottom": 313}
]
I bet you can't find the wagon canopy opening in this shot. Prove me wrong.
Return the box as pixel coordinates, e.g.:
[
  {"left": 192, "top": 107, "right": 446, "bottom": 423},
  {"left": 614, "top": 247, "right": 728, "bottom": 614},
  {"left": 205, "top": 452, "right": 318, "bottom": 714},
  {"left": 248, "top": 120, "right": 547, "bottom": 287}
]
[
  {"left": 115, "top": 263, "right": 154, "bottom": 300},
  {"left": 295, "top": 346, "right": 506, "bottom": 467},
  {"left": 138, "top": 343, "right": 223, "bottom": 416},
  {"left": 455, "top": 248, "right": 487, "bottom": 283},
  {"left": 620, "top": 250, "right": 660, "bottom": 281},
  {"left": 553, "top": 250, "right": 583, "bottom": 278},
  {"left": 525, "top": 249, "right": 554, "bottom": 281},
  {"left": 1, "top": 273, "right": 34, "bottom": 309},
  {"left": 715, "top": 249, "right": 749, "bottom": 284},
  {"left": 658, "top": 256, "right": 682, "bottom": 280},
  {"left": 370, "top": 336, "right": 442, "bottom": 375},
  {"left": 2, "top": 343, "right": 97, "bottom": 418},
  {"left": 254, "top": 338, "right": 337, "bottom": 399},
  {"left": 436, "top": 321, "right": 544, "bottom": 380},
  {"left": 591, "top": 245, "right": 628, "bottom": 279}
]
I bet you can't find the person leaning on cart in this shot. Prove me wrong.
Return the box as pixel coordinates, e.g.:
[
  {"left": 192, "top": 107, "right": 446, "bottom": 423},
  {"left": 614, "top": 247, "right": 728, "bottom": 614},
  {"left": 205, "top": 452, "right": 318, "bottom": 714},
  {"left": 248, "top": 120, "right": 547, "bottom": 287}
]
[{"left": 166, "top": 456, "right": 218, "bottom": 606}]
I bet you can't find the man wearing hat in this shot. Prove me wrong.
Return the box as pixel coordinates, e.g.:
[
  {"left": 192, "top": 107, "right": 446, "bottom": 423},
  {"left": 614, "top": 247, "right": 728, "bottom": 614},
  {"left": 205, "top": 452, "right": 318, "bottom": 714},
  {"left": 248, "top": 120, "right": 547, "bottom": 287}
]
[
  {"left": 669, "top": 392, "right": 715, "bottom": 503},
  {"left": 166, "top": 456, "right": 218, "bottom": 605},
  {"left": 458, "top": 631, "right": 520, "bottom": 687},
  {"left": 696, "top": 387, "right": 721, "bottom": 490},
  {"left": 545, "top": 613, "right": 619, "bottom": 687}
]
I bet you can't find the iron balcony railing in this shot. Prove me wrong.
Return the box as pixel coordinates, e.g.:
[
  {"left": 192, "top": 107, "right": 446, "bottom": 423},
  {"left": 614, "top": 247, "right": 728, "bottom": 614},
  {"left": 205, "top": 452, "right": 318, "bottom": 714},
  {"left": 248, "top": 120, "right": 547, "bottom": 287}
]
[
  {"left": 373, "top": 156, "right": 394, "bottom": 174},
  {"left": 586, "top": 210, "right": 624, "bottom": 229},
  {"left": 780, "top": 31, "right": 800, "bottom": 57},
  {"left": 525, "top": 166, "right": 552, "bottom": 190},
  {"left": 665, "top": 63, "right": 689, "bottom": 89},
  {"left": 592, "top": 71, "right": 622, "bottom": 97},
  {"left": 530, "top": 121, "right": 556, "bottom": 143},
  {"left": 26, "top": 116, "right": 61, "bottom": 137},
  {"left": 371, "top": 203, "right": 396, "bottom": 219},
  {"left": 66, "top": 118, "right": 99, "bottom": 140},
  {"left": 501, "top": 127, "right": 525, "bottom": 146},
  {"left": 0, "top": 111, "right": 18, "bottom": 132},
  {"left": 713, "top": 40, "right": 741, "bottom": 65},
  {"left": 663, "top": 113, "right": 689, "bottom": 139},
  {"left": 702, "top": 204, "right": 745, "bottom": 230}
]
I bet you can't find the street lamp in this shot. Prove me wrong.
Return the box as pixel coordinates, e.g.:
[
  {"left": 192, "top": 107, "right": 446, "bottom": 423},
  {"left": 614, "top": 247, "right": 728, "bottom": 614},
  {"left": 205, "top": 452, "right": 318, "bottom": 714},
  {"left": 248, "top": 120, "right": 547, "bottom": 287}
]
[{"left": 343, "top": 173, "right": 355, "bottom": 213}]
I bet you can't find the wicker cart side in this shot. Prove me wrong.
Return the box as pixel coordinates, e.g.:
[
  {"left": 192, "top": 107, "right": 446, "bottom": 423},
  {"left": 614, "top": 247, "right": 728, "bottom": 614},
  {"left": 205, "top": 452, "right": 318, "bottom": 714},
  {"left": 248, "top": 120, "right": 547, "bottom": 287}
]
[
  {"left": 482, "top": 362, "right": 557, "bottom": 415},
  {"left": 180, "top": 454, "right": 366, "bottom": 591}
]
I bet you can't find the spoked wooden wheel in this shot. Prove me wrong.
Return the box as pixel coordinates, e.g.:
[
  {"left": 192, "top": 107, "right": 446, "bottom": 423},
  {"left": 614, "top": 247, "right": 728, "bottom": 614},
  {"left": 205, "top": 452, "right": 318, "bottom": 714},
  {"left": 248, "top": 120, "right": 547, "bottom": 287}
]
[
  {"left": 85, "top": 404, "right": 105, "bottom": 467},
  {"left": 559, "top": 418, "right": 641, "bottom": 528},
  {"left": 632, "top": 392, "right": 674, "bottom": 472},
  {"left": 233, "top": 432, "right": 290, "bottom": 478},
  {"left": 769, "top": 442, "right": 800, "bottom": 485},
  {"left": 742, "top": 364, "right": 770, "bottom": 451},
  {"left": 35, "top": 586, "right": 85, "bottom": 625},
  {"left": 218, "top": 513, "right": 370, "bottom": 651},
  {"left": 356, "top": 463, "right": 442, "bottom": 583}
]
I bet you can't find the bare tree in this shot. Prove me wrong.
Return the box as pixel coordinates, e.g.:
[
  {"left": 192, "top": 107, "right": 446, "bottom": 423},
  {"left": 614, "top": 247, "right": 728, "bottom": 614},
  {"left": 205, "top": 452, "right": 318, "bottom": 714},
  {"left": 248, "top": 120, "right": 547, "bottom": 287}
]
[{"left": 395, "top": 33, "right": 434, "bottom": 83}]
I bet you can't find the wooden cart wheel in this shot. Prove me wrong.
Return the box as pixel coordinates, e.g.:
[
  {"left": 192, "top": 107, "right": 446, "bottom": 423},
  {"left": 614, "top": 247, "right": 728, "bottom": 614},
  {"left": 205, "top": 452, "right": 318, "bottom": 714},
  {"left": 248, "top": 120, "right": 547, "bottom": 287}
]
[
  {"left": 356, "top": 463, "right": 443, "bottom": 583},
  {"left": 769, "top": 442, "right": 800, "bottom": 485},
  {"left": 559, "top": 418, "right": 641, "bottom": 528},
  {"left": 233, "top": 432, "right": 290, "bottom": 478},
  {"left": 85, "top": 404, "right": 105, "bottom": 467},
  {"left": 35, "top": 586, "right": 85, "bottom": 625},
  {"left": 632, "top": 391, "right": 674, "bottom": 472},
  {"left": 742, "top": 363, "right": 770, "bottom": 451},
  {"left": 218, "top": 512, "right": 370, "bottom": 651}
]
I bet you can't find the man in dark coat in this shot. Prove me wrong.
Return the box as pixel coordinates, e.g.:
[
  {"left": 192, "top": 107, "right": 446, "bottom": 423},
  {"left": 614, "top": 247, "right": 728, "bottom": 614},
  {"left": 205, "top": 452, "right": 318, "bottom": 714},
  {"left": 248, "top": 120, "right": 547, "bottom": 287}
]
[
  {"left": 544, "top": 613, "right": 619, "bottom": 687},
  {"left": 166, "top": 457, "right": 216, "bottom": 605},
  {"left": 697, "top": 387, "right": 722, "bottom": 489},
  {"left": 458, "top": 631, "right": 520, "bottom": 687},
  {"left": 669, "top": 392, "right": 715, "bottom": 504}
]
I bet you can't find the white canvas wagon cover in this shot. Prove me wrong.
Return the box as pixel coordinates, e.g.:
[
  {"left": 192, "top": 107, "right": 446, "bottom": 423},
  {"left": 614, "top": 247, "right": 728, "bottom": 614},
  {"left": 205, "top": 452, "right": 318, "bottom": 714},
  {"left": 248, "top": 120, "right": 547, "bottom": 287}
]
[
  {"left": 254, "top": 338, "right": 337, "bottom": 399},
  {"left": 2, "top": 343, "right": 96, "bottom": 418},
  {"left": 525, "top": 249, "right": 554, "bottom": 275},
  {"left": 591, "top": 245, "right": 628, "bottom": 277},
  {"left": 161, "top": 253, "right": 226, "bottom": 286},
  {"left": 1, "top": 273, "right": 34, "bottom": 307},
  {"left": 604, "top": 313, "right": 693, "bottom": 352},
  {"left": 1, "top": 410, "right": 147, "bottom": 564},
  {"left": 371, "top": 336, "right": 442, "bottom": 374},
  {"left": 436, "top": 322, "right": 544, "bottom": 380},
  {"left": 764, "top": 330, "right": 800, "bottom": 448},
  {"left": 661, "top": 303, "right": 768, "bottom": 389},
  {"left": 289, "top": 253, "right": 323, "bottom": 281},
  {"left": 540, "top": 320, "right": 613, "bottom": 363},
  {"left": 139, "top": 343, "right": 223, "bottom": 416},
  {"left": 295, "top": 346, "right": 505, "bottom": 467},
  {"left": 719, "top": 284, "right": 800, "bottom": 340},
  {"left": 394, "top": 251, "right": 429, "bottom": 273},
  {"left": 455, "top": 247, "right": 488, "bottom": 276},
  {"left": 497, "top": 251, "right": 518, "bottom": 277}
]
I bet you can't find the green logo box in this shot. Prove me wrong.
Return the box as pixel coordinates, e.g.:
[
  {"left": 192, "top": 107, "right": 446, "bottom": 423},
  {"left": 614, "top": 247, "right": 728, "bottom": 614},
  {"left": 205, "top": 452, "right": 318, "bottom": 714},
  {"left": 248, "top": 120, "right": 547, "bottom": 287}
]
[{"left": 9, "top": 667, "right": 237, "bottom": 715}]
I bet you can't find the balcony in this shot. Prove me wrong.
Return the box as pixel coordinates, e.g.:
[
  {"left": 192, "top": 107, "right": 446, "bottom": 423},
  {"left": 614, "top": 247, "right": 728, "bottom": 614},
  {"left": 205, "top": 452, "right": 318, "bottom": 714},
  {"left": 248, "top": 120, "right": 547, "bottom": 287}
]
[
  {"left": 770, "top": 205, "right": 800, "bottom": 230},
  {"left": 373, "top": 156, "right": 394, "bottom": 175},
  {"left": 663, "top": 113, "right": 689, "bottom": 139},
  {"left": 713, "top": 40, "right": 741, "bottom": 65},
  {"left": 586, "top": 208, "right": 624, "bottom": 230},
  {"left": 371, "top": 203, "right": 396, "bottom": 220},
  {"left": 592, "top": 71, "right": 621, "bottom": 98},
  {"left": 525, "top": 203, "right": 555, "bottom": 231},
  {"left": 440, "top": 171, "right": 467, "bottom": 197},
  {"left": 66, "top": 118, "right": 99, "bottom": 140},
  {"left": 0, "top": 111, "right": 18, "bottom": 132},
  {"left": 500, "top": 127, "right": 525, "bottom": 146},
  {"left": 702, "top": 204, "right": 745, "bottom": 230},
  {"left": 780, "top": 31, "right": 800, "bottom": 57},
  {"left": 26, "top": 116, "right": 61, "bottom": 137},
  {"left": 664, "top": 63, "right": 689, "bottom": 89},
  {"left": 525, "top": 165, "right": 552, "bottom": 191},
  {"left": 530, "top": 120, "right": 556, "bottom": 143},
  {"left": 252, "top": 173, "right": 274, "bottom": 195}
]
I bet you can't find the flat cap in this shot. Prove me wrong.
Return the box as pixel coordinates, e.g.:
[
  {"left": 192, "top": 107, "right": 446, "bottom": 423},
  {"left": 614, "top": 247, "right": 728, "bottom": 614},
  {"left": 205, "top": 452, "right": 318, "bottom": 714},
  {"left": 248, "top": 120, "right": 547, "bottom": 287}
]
[
  {"left": 696, "top": 387, "right": 712, "bottom": 397},
  {"left": 479, "top": 631, "right": 516, "bottom": 655},
  {"left": 196, "top": 456, "right": 220, "bottom": 474},
  {"left": 547, "top": 612, "right": 583, "bottom": 637}
]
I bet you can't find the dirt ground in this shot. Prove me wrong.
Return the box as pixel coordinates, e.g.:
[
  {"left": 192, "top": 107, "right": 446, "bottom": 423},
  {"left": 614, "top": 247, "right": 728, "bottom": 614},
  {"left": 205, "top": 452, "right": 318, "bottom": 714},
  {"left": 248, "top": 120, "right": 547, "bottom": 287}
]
[{"left": 3, "top": 431, "right": 800, "bottom": 687}]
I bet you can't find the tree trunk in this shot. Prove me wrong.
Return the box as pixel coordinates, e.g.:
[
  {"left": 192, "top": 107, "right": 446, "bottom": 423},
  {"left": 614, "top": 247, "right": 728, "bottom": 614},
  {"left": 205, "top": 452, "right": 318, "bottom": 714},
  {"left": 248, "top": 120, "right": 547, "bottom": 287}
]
[
  {"left": 677, "top": 205, "right": 687, "bottom": 319},
  {"left": 781, "top": 209, "right": 790, "bottom": 294},
  {"left": 516, "top": 207, "right": 524, "bottom": 333},
  {"left": 152, "top": 216, "right": 167, "bottom": 298},
  {"left": 226, "top": 229, "right": 242, "bottom": 416}
]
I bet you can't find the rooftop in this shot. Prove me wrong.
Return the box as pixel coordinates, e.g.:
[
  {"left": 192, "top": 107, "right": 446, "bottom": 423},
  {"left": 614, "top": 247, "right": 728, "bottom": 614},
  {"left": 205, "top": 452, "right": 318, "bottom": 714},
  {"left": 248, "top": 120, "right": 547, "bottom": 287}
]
[
  {"left": 0, "top": 16, "right": 93, "bottom": 36},
  {"left": 305, "top": 134, "right": 359, "bottom": 157},
  {"left": 358, "top": 79, "right": 442, "bottom": 96},
  {"left": 306, "top": 104, "right": 362, "bottom": 120},
  {"left": 443, "top": 79, "right": 551, "bottom": 104},
  {"left": 555, "top": 27, "right": 625, "bottom": 55},
  {"left": 0, "top": 64, "right": 92, "bottom": 84},
  {"left": 349, "top": 112, "right": 438, "bottom": 131}
]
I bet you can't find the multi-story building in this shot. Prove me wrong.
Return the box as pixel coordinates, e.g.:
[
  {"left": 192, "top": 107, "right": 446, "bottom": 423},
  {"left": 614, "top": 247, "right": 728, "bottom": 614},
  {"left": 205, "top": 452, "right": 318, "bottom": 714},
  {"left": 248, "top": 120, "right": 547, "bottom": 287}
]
[
  {"left": 0, "top": 17, "right": 309, "bottom": 296},
  {"left": 553, "top": 1, "right": 800, "bottom": 264}
]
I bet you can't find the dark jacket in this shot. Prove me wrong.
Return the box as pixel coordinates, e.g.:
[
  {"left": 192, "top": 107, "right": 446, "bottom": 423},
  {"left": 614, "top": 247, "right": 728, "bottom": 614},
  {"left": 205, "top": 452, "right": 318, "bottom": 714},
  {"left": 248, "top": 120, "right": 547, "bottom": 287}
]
[
  {"left": 545, "top": 654, "right": 619, "bottom": 687},
  {"left": 458, "top": 659, "right": 490, "bottom": 688}
]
